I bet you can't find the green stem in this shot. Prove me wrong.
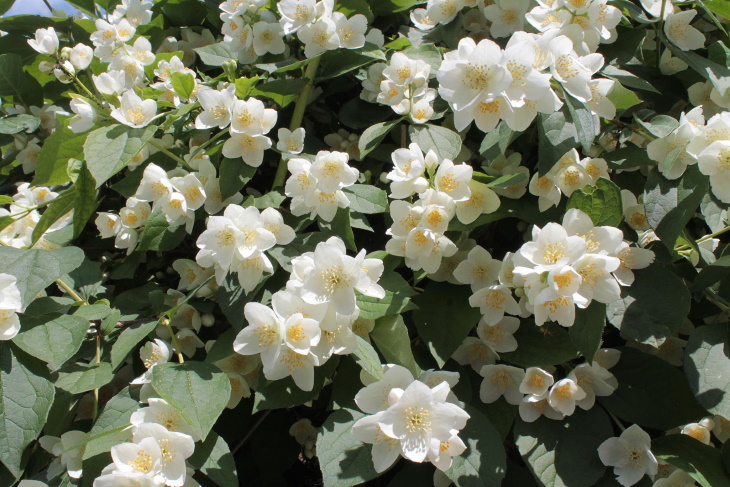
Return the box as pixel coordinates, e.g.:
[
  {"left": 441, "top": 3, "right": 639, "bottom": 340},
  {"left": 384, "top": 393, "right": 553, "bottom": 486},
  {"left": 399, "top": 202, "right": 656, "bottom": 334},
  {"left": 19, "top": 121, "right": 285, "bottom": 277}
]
[
  {"left": 271, "top": 57, "right": 321, "bottom": 190},
  {"left": 189, "top": 128, "right": 227, "bottom": 160},
  {"left": 147, "top": 139, "right": 191, "bottom": 169},
  {"left": 162, "top": 318, "right": 185, "bottom": 364},
  {"left": 675, "top": 224, "right": 730, "bottom": 251},
  {"left": 56, "top": 278, "right": 85, "bottom": 303}
]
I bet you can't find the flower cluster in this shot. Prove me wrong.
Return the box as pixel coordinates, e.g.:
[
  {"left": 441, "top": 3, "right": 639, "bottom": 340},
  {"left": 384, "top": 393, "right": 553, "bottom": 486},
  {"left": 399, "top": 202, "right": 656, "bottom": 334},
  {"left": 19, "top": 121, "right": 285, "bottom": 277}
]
[
  {"left": 0, "top": 183, "right": 72, "bottom": 249},
  {"left": 352, "top": 365, "right": 470, "bottom": 473},
  {"left": 232, "top": 236, "right": 384, "bottom": 390}
]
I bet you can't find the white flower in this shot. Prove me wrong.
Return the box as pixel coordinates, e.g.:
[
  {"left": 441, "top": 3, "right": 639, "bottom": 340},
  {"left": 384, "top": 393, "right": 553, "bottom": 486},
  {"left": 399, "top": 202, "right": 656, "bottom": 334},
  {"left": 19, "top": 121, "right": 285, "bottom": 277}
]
[
  {"left": 0, "top": 273, "right": 22, "bottom": 340},
  {"left": 130, "top": 397, "right": 199, "bottom": 440},
  {"left": 70, "top": 43, "right": 94, "bottom": 70},
  {"left": 28, "top": 27, "right": 59, "bottom": 55},
  {"left": 93, "top": 71, "right": 126, "bottom": 95},
  {"left": 519, "top": 394, "right": 565, "bottom": 422},
  {"left": 469, "top": 285, "right": 521, "bottom": 326},
  {"left": 519, "top": 367, "right": 554, "bottom": 396},
  {"left": 253, "top": 20, "right": 286, "bottom": 55},
  {"left": 278, "top": 0, "right": 317, "bottom": 34},
  {"left": 482, "top": 0, "right": 529, "bottom": 38},
  {"left": 568, "top": 363, "right": 617, "bottom": 409},
  {"left": 110, "top": 437, "right": 164, "bottom": 478},
  {"left": 298, "top": 16, "right": 339, "bottom": 58},
  {"left": 613, "top": 243, "right": 655, "bottom": 286},
  {"left": 455, "top": 181, "right": 500, "bottom": 225},
  {"left": 654, "top": 470, "right": 697, "bottom": 487},
  {"left": 132, "top": 423, "right": 195, "bottom": 486},
  {"left": 195, "top": 85, "right": 236, "bottom": 129},
  {"left": 453, "top": 245, "right": 501, "bottom": 291},
  {"left": 260, "top": 207, "right": 295, "bottom": 245},
  {"left": 68, "top": 99, "right": 97, "bottom": 133},
  {"left": 222, "top": 133, "right": 272, "bottom": 167},
  {"left": 230, "top": 98, "right": 277, "bottom": 136},
  {"left": 351, "top": 411, "right": 402, "bottom": 472},
  {"left": 39, "top": 430, "right": 87, "bottom": 479},
  {"left": 477, "top": 316, "right": 519, "bottom": 354},
  {"left": 434, "top": 159, "right": 473, "bottom": 202},
  {"left": 681, "top": 420, "right": 713, "bottom": 445},
  {"left": 233, "top": 302, "right": 283, "bottom": 368},
  {"left": 386, "top": 143, "right": 433, "bottom": 199},
  {"left": 452, "top": 337, "right": 497, "bottom": 372},
  {"left": 309, "top": 150, "right": 359, "bottom": 193},
  {"left": 664, "top": 10, "right": 705, "bottom": 51},
  {"left": 659, "top": 48, "right": 688, "bottom": 75},
  {"left": 277, "top": 127, "right": 305, "bottom": 154},
  {"left": 111, "top": 91, "right": 157, "bottom": 128},
  {"left": 549, "top": 36, "right": 603, "bottom": 102},
  {"left": 479, "top": 364, "right": 525, "bottom": 405},
  {"left": 132, "top": 339, "right": 172, "bottom": 384},
  {"left": 355, "top": 364, "right": 415, "bottom": 413},
  {"left": 697, "top": 140, "right": 730, "bottom": 203},
  {"left": 547, "top": 378, "right": 586, "bottom": 415},
  {"left": 266, "top": 347, "right": 318, "bottom": 390},
  {"left": 333, "top": 12, "right": 367, "bottom": 49},
  {"left": 598, "top": 424, "right": 658, "bottom": 486}
]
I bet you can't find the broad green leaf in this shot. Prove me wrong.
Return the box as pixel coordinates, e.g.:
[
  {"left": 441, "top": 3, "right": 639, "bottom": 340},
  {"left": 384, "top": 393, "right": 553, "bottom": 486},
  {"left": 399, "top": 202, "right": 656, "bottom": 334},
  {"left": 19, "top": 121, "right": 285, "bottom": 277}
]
[
  {"left": 538, "top": 111, "right": 578, "bottom": 176},
  {"left": 343, "top": 184, "right": 388, "bottom": 214},
  {"left": 501, "top": 322, "right": 580, "bottom": 367},
  {"left": 188, "top": 432, "right": 238, "bottom": 487},
  {"left": 55, "top": 363, "right": 113, "bottom": 394},
  {"left": 412, "top": 281, "right": 481, "bottom": 367},
  {"left": 644, "top": 166, "right": 709, "bottom": 250},
  {"left": 61, "top": 258, "right": 104, "bottom": 303},
  {"left": 33, "top": 123, "right": 88, "bottom": 187},
  {"left": 194, "top": 42, "right": 235, "bottom": 66},
  {"left": 234, "top": 76, "right": 260, "bottom": 98},
  {"left": 0, "top": 114, "right": 39, "bottom": 135},
  {"left": 370, "top": 315, "right": 420, "bottom": 377},
  {"left": 335, "top": 0, "right": 374, "bottom": 20},
  {"left": 515, "top": 408, "right": 613, "bottom": 487},
  {"left": 152, "top": 362, "right": 231, "bottom": 440},
  {"left": 170, "top": 72, "right": 195, "bottom": 100},
  {"left": 566, "top": 177, "right": 623, "bottom": 227},
  {"left": 601, "top": 65, "right": 660, "bottom": 93},
  {"left": 317, "top": 408, "right": 379, "bottom": 487},
  {"left": 251, "top": 79, "right": 309, "bottom": 107},
  {"left": 13, "top": 313, "right": 88, "bottom": 371},
  {"left": 700, "top": 193, "right": 728, "bottom": 233},
  {"left": 692, "top": 255, "right": 730, "bottom": 290},
  {"left": 370, "top": 0, "right": 419, "bottom": 14},
  {"left": 84, "top": 385, "right": 139, "bottom": 459},
  {"left": 0, "top": 246, "right": 84, "bottom": 306},
  {"left": 110, "top": 320, "right": 158, "bottom": 369},
  {"left": 607, "top": 82, "right": 642, "bottom": 110},
  {"left": 652, "top": 434, "right": 730, "bottom": 487},
  {"left": 83, "top": 124, "right": 157, "bottom": 187},
  {"left": 352, "top": 335, "right": 383, "bottom": 379},
  {"left": 31, "top": 188, "right": 75, "bottom": 245},
  {"left": 356, "top": 271, "right": 417, "bottom": 320},
  {"left": 706, "top": 0, "right": 730, "bottom": 19},
  {"left": 604, "top": 145, "right": 655, "bottom": 170},
  {"left": 72, "top": 161, "right": 98, "bottom": 238},
  {"left": 252, "top": 357, "right": 339, "bottom": 412},
  {"left": 0, "top": 53, "right": 43, "bottom": 107},
  {"left": 136, "top": 210, "right": 187, "bottom": 251},
  {"left": 569, "top": 301, "right": 606, "bottom": 363},
  {"left": 635, "top": 114, "right": 678, "bottom": 138},
  {"left": 409, "top": 123, "right": 462, "bottom": 161},
  {"left": 685, "top": 323, "right": 730, "bottom": 419},
  {"left": 319, "top": 208, "right": 356, "bottom": 251},
  {"left": 599, "top": 348, "right": 706, "bottom": 430},
  {"left": 242, "top": 189, "right": 286, "bottom": 209},
  {"left": 317, "top": 44, "right": 385, "bottom": 81},
  {"left": 402, "top": 43, "right": 442, "bottom": 72},
  {"left": 359, "top": 119, "right": 400, "bottom": 158},
  {"left": 662, "top": 33, "right": 730, "bottom": 95},
  {"left": 0, "top": 0, "right": 16, "bottom": 16},
  {"left": 607, "top": 265, "right": 690, "bottom": 348},
  {"left": 564, "top": 94, "right": 598, "bottom": 151},
  {"left": 472, "top": 171, "right": 528, "bottom": 189},
  {"left": 268, "top": 231, "right": 333, "bottom": 273},
  {"left": 160, "top": 0, "right": 207, "bottom": 26},
  {"left": 446, "top": 405, "right": 507, "bottom": 487},
  {"left": 0, "top": 344, "right": 54, "bottom": 477},
  {"left": 479, "top": 121, "right": 517, "bottom": 159},
  {"left": 219, "top": 158, "right": 256, "bottom": 200},
  {"left": 339, "top": 97, "right": 392, "bottom": 130}
]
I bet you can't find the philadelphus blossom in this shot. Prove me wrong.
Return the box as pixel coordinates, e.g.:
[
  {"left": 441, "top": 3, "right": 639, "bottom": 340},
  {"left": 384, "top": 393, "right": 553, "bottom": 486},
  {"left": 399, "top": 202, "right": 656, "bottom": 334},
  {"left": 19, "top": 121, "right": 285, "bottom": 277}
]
[
  {"left": 598, "top": 425, "right": 658, "bottom": 486},
  {"left": 28, "top": 27, "right": 59, "bottom": 55},
  {"left": 285, "top": 150, "right": 359, "bottom": 222},
  {"left": 352, "top": 364, "right": 470, "bottom": 472},
  {"left": 111, "top": 91, "right": 157, "bottom": 128},
  {"left": 39, "top": 431, "right": 88, "bottom": 479},
  {"left": 0, "top": 273, "right": 23, "bottom": 340}
]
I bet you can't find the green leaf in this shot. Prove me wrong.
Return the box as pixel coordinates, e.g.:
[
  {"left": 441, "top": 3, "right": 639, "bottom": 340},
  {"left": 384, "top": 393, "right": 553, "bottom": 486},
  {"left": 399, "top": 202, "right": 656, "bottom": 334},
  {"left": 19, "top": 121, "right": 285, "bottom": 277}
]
[
  {"left": 700, "top": 193, "right": 728, "bottom": 233},
  {"left": 352, "top": 335, "right": 383, "bottom": 380},
  {"left": 652, "top": 434, "right": 730, "bottom": 487},
  {"left": 685, "top": 323, "right": 730, "bottom": 419},
  {"left": 402, "top": 43, "right": 442, "bottom": 72},
  {"left": 320, "top": 208, "right": 356, "bottom": 251},
  {"left": 607, "top": 265, "right": 691, "bottom": 347},
  {"left": 317, "top": 408, "right": 379, "bottom": 487},
  {"left": 61, "top": 258, "right": 104, "bottom": 303},
  {"left": 242, "top": 189, "right": 286, "bottom": 209},
  {"left": 72, "top": 161, "right": 98, "bottom": 239},
  {"left": 473, "top": 171, "right": 528, "bottom": 189},
  {"left": 83, "top": 124, "right": 157, "bottom": 187},
  {"left": 110, "top": 320, "right": 158, "bottom": 369},
  {"left": 251, "top": 79, "right": 309, "bottom": 107},
  {"left": 151, "top": 361, "right": 231, "bottom": 440},
  {"left": 635, "top": 115, "right": 679, "bottom": 139},
  {"left": 252, "top": 357, "right": 338, "bottom": 412},
  {"left": 0, "top": 53, "right": 43, "bottom": 107},
  {"left": 501, "top": 322, "right": 580, "bottom": 367},
  {"left": 343, "top": 184, "right": 388, "bottom": 214},
  {"left": 55, "top": 363, "right": 113, "bottom": 394},
  {"left": 706, "top": 0, "right": 730, "bottom": 19},
  {"left": 31, "top": 188, "right": 76, "bottom": 245},
  {"left": 188, "top": 432, "right": 238, "bottom": 487},
  {"left": 0, "top": 114, "right": 39, "bottom": 135},
  {"left": 515, "top": 408, "right": 613, "bottom": 487},
  {"left": 359, "top": 119, "right": 400, "bottom": 158},
  {"left": 219, "top": 158, "right": 256, "bottom": 200},
  {"left": 370, "top": 0, "right": 419, "bottom": 14},
  {"left": 268, "top": 231, "right": 333, "bottom": 273},
  {"left": 370, "top": 315, "right": 420, "bottom": 377},
  {"left": 84, "top": 385, "right": 139, "bottom": 460},
  {"left": 0, "top": 344, "right": 54, "bottom": 477},
  {"left": 446, "top": 405, "right": 507, "bottom": 487},
  {"left": 0, "top": 0, "right": 16, "bottom": 16},
  {"left": 604, "top": 145, "right": 655, "bottom": 170},
  {"left": 33, "top": 123, "right": 88, "bottom": 186},
  {"left": 412, "top": 281, "right": 481, "bottom": 367},
  {"left": 13, "top": 313, "right": 88, "bottom": 371},
  {"left": 599, "top": 348, "right": 706, "bottom": 430},
  {"left": 479, "top": 121, "right": 517, "bottom": 159},
  {"left": 566, "top": 177, "right": 623, "bottom": 227},
  {"left": 0, "top": 246, "right": 84, "bottom": 307},
  {"left": 356, "top": 271, "right": 417, "bottom": 320},
  {"left": 335, "top": 0, "right": 374, "bottom": 21},
  {"left": 662, "top": 33, "right": 730, "bottom": 95},
  {"left": 234, "top": 76, "right": 260, "bottom": 98},
  {"left": 317, "top": 44, "right": 385, "bottom": 81},
  {"left": 692, "top": 255, "right": 730, "bottom": 290},
  {"left": 564, "top": 94, "right": 598, "bottom": 151},
  {"left": 408, "top": 123, "right": 462, "bottom": 161},
  {"left": 606, "top": 82, "right": 642, "bottom": 110},
  {"left": 136, "top": 210, "right": 186, "bottom": 251},
  {"left": 569, "top": 301, "right": 606, "bottom": 363},
  {"left": 538, "top": 111, "right": 578, "bottom": 176},
  {"left": 194, "top": 42, "right": 235, "bottom": 66},
  {"left": 170, "top": 72, "right": 195, "bottom": 100},
  {"left": 601, "top": 65, "right": 660, "bottom": 94},
  {"left": 644, "top": 166, "right": 709, "bottom": 250}
]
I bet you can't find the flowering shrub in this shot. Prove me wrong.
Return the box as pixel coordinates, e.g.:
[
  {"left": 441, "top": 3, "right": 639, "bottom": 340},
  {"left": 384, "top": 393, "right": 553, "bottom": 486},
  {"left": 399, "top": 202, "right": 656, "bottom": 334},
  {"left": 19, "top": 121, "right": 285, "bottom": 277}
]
[{"left": 1, "top": 0, "right": 730, "bottom": 485}]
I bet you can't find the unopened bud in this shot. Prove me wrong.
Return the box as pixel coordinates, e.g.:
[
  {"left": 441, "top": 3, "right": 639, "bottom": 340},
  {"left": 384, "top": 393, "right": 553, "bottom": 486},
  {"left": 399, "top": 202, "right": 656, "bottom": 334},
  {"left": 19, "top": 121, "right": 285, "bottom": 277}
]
[
  {"left": 60, "top": 46, "right": 73, "bottom": 60},
  {"left": 222, "top": 60, "right": 237, "bottom": 82}
]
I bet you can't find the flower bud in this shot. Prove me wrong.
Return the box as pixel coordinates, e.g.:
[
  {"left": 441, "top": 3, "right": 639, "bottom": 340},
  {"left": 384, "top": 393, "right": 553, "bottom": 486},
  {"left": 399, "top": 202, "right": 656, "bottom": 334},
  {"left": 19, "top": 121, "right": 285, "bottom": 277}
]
[
  {"left": 60, "top": 46, "right": 73, "bottom": 61},
  {"left": 38, "top": 60, "right": 55, "bottom": 74},
  {"left": 221, "top": 59, "right": 238, "bottom": 81}
]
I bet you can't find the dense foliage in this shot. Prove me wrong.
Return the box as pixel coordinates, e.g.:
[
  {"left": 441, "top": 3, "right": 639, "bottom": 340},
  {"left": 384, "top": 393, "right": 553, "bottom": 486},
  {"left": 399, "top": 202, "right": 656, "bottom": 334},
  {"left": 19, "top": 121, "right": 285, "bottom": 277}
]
[{"left": 1, "top": 0, "right": 730, "bottom": 486}]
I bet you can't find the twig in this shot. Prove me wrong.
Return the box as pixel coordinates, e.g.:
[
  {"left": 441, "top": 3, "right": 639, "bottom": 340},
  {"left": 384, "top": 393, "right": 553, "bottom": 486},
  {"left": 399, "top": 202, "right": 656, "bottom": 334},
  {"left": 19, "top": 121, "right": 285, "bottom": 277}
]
[{"left": 232, "top": 410, "right": 272, "bottom": 455}]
